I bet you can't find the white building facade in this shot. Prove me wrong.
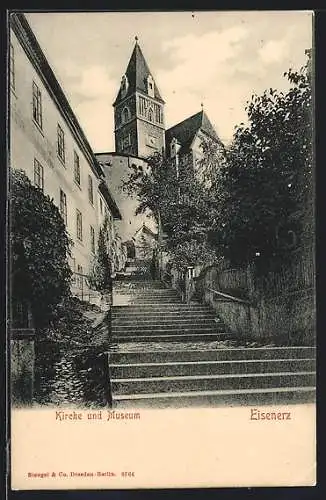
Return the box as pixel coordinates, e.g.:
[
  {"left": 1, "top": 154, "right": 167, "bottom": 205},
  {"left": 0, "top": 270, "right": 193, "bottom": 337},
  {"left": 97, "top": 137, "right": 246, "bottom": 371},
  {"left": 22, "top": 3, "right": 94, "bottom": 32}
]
[{"left": 9, "top": 13, "right": 123, "bottom": 289}]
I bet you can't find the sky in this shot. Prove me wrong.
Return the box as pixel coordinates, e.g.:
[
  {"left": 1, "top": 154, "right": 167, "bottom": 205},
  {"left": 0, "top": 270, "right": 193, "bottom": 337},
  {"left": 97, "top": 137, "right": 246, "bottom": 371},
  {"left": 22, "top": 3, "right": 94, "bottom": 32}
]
[{"left": 26, "top": 11, "right": 313, "bottom": 153}]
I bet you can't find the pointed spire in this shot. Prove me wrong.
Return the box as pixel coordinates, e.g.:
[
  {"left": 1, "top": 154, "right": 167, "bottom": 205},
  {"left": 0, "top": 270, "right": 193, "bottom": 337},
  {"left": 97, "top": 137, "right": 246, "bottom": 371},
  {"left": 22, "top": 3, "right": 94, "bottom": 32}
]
[{"left": 113, "top": 40, "right": 164, "bottom": 105}]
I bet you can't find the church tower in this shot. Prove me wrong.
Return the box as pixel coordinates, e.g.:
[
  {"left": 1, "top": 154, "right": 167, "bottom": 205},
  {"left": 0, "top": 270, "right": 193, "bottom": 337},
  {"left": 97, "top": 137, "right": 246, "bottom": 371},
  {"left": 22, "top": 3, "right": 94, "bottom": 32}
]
[{"left": 113, "top": 38, "right": 165, "bottom": 158}]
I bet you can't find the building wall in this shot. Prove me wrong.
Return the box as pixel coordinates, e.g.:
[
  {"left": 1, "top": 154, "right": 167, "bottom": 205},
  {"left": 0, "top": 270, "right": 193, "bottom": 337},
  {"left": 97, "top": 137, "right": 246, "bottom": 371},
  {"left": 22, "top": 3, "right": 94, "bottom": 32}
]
[
  {"left": 96, "top": 153, "right": 157, "bottom": 243},
  {"left": 115, "top": 120, "right": 138, "bottom": 157},
  {"left": 134, "top": 227, "right": 157, "bottom": 260},
  {"left": 9, "top": 28, "right": 107, "bottom": 276},
  {"left": 114, "top": 95, "right": 138, "bottom": 156},
  {"left": 114, "top": 92, "right": 165, "bottom": 159},
  {"left": 137, "top": 118, "right": 165, "bottom": 158}
]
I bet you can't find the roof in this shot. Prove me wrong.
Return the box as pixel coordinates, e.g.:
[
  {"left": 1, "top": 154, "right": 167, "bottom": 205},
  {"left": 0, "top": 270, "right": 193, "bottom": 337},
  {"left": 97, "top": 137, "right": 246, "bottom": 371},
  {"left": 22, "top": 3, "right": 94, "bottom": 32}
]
[
  {"left": 10, "top": 13, "right": 103, "bottom": 180},
  {"left": 165, "top": 110, "right": 222, "bottom": 152},
  {"left": 133, "top": 223, "right": 158, "bottom": 240},
  {"left": 113, "top": 41, "right": 164, "bottom": 106}
]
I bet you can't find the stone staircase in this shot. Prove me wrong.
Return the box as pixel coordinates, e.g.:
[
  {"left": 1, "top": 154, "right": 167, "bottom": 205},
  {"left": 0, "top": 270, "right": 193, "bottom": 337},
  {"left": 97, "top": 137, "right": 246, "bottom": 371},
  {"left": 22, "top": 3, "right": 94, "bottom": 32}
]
[{"left": 109, "top": 278, "right": 316, "bottom": 408}]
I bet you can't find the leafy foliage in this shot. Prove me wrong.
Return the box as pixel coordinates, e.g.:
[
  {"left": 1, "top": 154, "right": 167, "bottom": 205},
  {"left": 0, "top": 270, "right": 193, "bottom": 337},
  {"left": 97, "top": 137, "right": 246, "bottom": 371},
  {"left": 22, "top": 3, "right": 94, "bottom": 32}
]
[
  {"left": 211, "top": 51, "right": 313, "bottom": 268},
  {"left": 88, "top": 217, "right": 112, "bottom": 292},
  {"left": 10, "top": 169, "right": 72, "bottom": 327},
  {"left": 123, "top": 151, "right": 223, "bottom": 268}
]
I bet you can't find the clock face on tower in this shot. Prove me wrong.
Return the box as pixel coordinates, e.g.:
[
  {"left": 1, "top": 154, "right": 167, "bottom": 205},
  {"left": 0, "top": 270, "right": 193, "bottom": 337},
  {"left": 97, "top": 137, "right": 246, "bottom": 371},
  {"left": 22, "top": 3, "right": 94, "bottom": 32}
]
[{"left": 147, "top": 135, "right": 157, "bottom": 147}]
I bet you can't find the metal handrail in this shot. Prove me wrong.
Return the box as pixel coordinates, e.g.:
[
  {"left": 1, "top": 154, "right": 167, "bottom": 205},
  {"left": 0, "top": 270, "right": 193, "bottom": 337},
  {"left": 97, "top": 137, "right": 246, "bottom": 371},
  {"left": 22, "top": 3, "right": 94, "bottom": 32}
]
[{"left": 207, "top": 287, "right": 252, "bottom": 306}]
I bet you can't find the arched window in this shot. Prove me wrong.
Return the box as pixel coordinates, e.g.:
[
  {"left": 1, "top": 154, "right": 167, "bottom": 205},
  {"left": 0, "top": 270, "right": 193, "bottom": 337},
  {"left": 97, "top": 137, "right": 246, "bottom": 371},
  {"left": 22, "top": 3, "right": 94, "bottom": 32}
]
[
  {"left": 121, "top": 74, "right": 128, "bottom": 97},
  {"left": 126, "top": 240, "right": 135, "bottom": 259},
  {"left": 122, "top": 106, "right": 130, "bottom": 123},
  {"left": 147, "top": 75, "right": 154, "bottom": 97},
  {"left": 147, "top": 107, "right": 154, "bottom": 122}
]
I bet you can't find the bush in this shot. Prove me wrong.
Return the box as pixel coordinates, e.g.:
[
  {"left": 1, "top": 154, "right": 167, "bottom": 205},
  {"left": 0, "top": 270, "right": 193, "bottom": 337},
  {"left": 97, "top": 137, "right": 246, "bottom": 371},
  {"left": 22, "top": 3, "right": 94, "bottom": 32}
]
[{"left": 10, "top": 169, "right": 72, "bottom": 327}]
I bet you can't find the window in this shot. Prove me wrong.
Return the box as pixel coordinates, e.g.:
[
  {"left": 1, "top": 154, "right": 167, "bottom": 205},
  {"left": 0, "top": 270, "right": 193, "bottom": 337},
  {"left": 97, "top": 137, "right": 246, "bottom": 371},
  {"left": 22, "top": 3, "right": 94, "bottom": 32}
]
[
  {"left": 33, "top": 159, "right": 44, "bottom": 191},
  {"left": 59, "top": 189, "right": 67, "bottom": 225},
  {"left": 10, "top": 43, "right": 15, "bottom": 90},
  {"left": 76, "top": 209, "right": 83, "bottom": 241},
  {"left": 88, "top": 175, "right": 94, "bottom": 204},
  {"left": 147, "top": 75, "right": 154, "bottom": 97},
  {"left": 71, "top": 257, "right": 77, "bottom": 285},
  {"left": 121, "top": 74, "right": 128, "bottom": 97},
  {"left": 122, "top": 107, "right": 130, "bottom": 123},
  {"left": 90, "top": 225, "right": 95, "bottom": 254},
  {"left": 147, "top": 107, "right": 154, "bottom": 122},
  {"left": 74, "top": 151, "right": 81, "bottom": 186},
  {"left": 77, "top": 264, "right": 83, "bottom": 289},
  {"left": 99, "top": 197, "right": 103, "bottom": 215},
  {"left": 32, "top": 81, "right": 43, "bottom": 129},
  {"left": 122, "top": 134, "right": 131, "bottom": 149},
  {"left": 139, "top": 96, "right": 148, "bottom": 116},
  {"left": 57, "top": 124, "right": 65, "bottom": 163},
  {"left": 119, "top": 134, "right": 131, "bottom": 151},
  {"left": 155, "top": 103, "right": 162, "bottom": 124}
]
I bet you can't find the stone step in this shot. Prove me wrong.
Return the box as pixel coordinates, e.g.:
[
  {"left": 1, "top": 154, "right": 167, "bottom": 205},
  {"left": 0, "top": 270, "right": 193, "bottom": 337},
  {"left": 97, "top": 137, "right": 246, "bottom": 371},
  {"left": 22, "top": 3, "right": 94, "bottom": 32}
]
[
  {"left": 112, "top": 317, "right": 220, "bottom": 326},
  {"left": 112, "top": 324, "right": 225, "bottom": 333},
  {"left": 112, "top": 372, "right": 316, "bottom": 395},
  {"left": 126, "top": 299, "right": 183, "bottom": 304},
  {"left": 114, "top": 297, "right": 181, "bottom": 302},
  {"left": 114, "top": 293, "right": 180, "bottom": 299},
  {"left": 112, "top": 386, "right": 316, "bottom": 408},
  {"left": 109, "top": 347, "right": 316, "bottom": 364},
  {"left": 115, "top": 289, "right": 167, "bottom": 293},
  {"left": 112, "top": 332, "right": 230, "bottom": 343},
  {"left": 114, "top": 289, "right": 179, "bottom": 294},
  {"left": 115, "top": 281, "right": 172, "bottom": 285},
  {"left": 112, "top": 326, "right": 227, "bottom": 334},
  {"left": 110, "top": 358, "right": 316, "bottom": 379},
  {"left": 113, "top": 305, "right": 211, "bottom": 313},
  {"left": 112, "top": 312, "right": 217, "bottom": 320}
]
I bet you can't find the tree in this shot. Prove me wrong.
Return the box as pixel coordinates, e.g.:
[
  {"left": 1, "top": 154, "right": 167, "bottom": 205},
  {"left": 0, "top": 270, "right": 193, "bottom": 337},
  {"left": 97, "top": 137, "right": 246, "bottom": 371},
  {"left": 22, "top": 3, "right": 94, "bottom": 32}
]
[
  {"left": 209, "top": 51, "right": 313, "bottom": 269},
  {"left": 123, "top": 151, "right": 223, "bottom": 268},
  {"left": 88, "top": 223, "right": 112, "bottom": 293},
  {"left": 10, "top": 169, "right": 72, "bottom": 328}
]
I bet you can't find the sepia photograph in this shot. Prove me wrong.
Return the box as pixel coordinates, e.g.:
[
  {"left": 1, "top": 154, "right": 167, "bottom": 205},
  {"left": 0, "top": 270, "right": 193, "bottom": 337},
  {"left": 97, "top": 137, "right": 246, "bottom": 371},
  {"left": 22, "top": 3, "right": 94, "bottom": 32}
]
[{"left": 8, "top": 9, "right": 316, "bottom": 489}]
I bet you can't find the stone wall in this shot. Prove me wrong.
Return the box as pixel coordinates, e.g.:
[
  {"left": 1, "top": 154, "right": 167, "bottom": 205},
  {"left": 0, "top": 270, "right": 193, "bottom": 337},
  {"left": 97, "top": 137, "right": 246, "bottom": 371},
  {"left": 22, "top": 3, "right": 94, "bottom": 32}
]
[
  {"left": 11, "top": 333, "right": 35, "bottom": 406},
  {"left": 195, "top": 256, "right": 315, "bottom": 345}
]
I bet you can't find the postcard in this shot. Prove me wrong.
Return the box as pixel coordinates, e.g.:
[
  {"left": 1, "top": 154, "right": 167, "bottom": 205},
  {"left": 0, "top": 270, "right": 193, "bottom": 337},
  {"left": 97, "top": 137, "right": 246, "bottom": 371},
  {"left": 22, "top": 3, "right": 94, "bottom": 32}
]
[{"left": 8, "top": 10, "right": 316, "bottom": 490}]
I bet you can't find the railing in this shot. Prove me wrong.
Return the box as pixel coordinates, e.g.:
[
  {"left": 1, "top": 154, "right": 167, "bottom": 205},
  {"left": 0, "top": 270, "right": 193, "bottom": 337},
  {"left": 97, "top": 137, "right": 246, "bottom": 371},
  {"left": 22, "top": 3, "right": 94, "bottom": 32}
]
[
  {"left": 207, "top": 288, "right": 252, "bottom": 306},
  {"left": 71, "top": 271, "right": 103, "bottom": 304}
]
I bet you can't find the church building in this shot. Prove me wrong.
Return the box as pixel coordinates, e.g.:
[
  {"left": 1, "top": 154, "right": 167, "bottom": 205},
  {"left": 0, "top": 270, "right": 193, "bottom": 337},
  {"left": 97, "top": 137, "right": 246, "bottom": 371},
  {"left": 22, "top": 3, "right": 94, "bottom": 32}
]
[{"left": 96, "top": 38, "right": 222, "bottom": 260}]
